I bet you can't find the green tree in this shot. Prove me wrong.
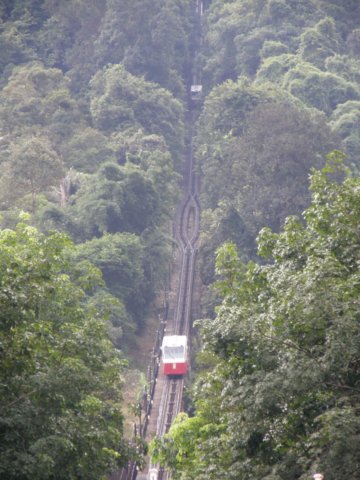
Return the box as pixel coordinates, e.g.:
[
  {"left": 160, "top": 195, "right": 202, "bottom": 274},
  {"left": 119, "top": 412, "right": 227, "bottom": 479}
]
[
  {"left": 283, "top": 61, "right": 360, "bottom": 115},
  {"left": 201, "top": 0, "right": 321, "bottom": 85},
  {"left": 36, "top": 0, "right": 105, "bottom": 87},
  {"left": 0, "top": 62, "right": 81, "bottom": 138},
  {"left": 63, "top": 127, "right": 115, "bottom": 174},
  {"left": 66, "top": 162, "right": 161, "bottom": 240},
  {"left": 201, "top": 0, "right": 360, "bottom": 175},
  {"left": 346, "top": 28, "right": 360, "bottom": 57},
  {"left": 256, "top": 52, "right": 298, "bottom": 84},
  {"left": 65, "top": 164, "right": 125, "bottom": 240},
  {"left": 330, "top": 100, "right": 360, "bottom": 167},
  {"left": 196, "top": 79, "right": 338, "bottom": 285},
  {"left": 121, "top": 166, "right": 161, "bottom": 234},
  {"left": 0, "top": 0, "right": 45, "bottom": 23},
  {"left": 220, "top": 103, "right": 337, "bottom": 234},
  {"left": 325, "top": 54, "right": 360, "bottom": 85},
  {"left": 298, "top": 17, "right": 342, "bottom": 68},
  {"left": 3, "top": 136, "right": 63, "bottom": 212},
  {"left": 94, "top": 0, "right": 192, "bottom": 96},
  {"left": 315, "top": 0, "right": 360, "bottom": 33},
  {"left": 110, "top": 129, "right": 180, "bottom": 213},
  {"left": 89, "top": 64, "right": 185, "bottom": 167},
  {"left": 0, "top": 61, "right": 118, "bottom": 221},
  {"left": 0, "top": 220, "right": 131, "bottom": 480},
  {"left": 86, "top": 290, "right": 135, "bottom": 353},
  {"left": 73, "top": 233, "right": 149, "bottom": 327},
  {"left": 0, "top": 18, "right": 36, "bottom": 79}
]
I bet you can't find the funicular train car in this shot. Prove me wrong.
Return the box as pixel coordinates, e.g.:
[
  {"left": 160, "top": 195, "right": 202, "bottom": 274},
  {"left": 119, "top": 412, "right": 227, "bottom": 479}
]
[
  {"left": 161, "top": 335, "right": 188, "bottom": 376},
  {"left": 190, "top": 84, "right": 203, "bottom": 102}
]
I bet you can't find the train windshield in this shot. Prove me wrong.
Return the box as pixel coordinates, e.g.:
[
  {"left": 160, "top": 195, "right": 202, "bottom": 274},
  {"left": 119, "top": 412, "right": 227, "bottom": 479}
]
[{"left": 163, "top": 345, "right": 184, "bottom": 360}]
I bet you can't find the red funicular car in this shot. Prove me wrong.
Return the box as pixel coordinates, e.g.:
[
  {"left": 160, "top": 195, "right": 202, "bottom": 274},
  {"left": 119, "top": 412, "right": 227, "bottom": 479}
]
[{"left": 161, "top": 335, "right": 188, "bottom": 376}]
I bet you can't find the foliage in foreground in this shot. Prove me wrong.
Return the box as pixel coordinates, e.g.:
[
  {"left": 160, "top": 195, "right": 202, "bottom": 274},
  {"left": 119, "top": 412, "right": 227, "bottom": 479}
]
[
  {"left": 151, "top": 153, "right": 360, "bottom": 480},
  {"left": 0, "top": 220, "right": 131, "bottom": 480}
]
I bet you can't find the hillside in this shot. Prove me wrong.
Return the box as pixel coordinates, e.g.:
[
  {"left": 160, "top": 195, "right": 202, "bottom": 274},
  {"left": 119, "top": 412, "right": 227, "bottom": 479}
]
[{"left": 0, "top": 1, "right": 359, "bottom": 479}]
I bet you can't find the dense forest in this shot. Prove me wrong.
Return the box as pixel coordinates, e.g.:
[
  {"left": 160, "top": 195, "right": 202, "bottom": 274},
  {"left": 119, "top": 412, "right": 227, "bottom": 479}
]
[{"left": 0, "top": 0, "right": 359, "bottom": 479}]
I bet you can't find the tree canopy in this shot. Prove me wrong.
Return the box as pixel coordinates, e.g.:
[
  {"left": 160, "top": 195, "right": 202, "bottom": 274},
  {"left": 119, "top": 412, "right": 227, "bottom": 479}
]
[
  {"left": 195, "top": 0, "right": 360, "bottom": 287},
  {"left": 196, "top": 78, "right": 338, "bottom": 283},
  {"left": 0, "top": 220, "right": 131, "bottom": 480}
]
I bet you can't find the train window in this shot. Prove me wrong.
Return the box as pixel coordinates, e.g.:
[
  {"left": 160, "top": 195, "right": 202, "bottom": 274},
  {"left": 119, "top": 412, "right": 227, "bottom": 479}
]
[{"left": 163, "top": 345, "right": 184, "bottom": 359}]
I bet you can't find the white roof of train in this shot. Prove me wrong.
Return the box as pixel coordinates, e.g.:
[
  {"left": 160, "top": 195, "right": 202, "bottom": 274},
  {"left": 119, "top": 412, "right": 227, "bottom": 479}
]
[
  {"left": 190, "top": 85, "right": 202, "bottom": 93},
  {"left": 161, "top": 335, "right": 187, "bottom": 348}
]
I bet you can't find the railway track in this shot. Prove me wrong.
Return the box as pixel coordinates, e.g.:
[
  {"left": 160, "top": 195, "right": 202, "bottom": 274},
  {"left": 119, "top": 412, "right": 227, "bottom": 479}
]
[
  {"left": 115, "top": 2, "right": 204, "bottom": 478},
  {"left": 148, "top": 111, "right": 200, "bottom": 480},
  {"left": 125, "top": 110, "right": 200, "bottom": 480},
  {"left": 110, "top": 130, "right": 200, "bottom": 480}
]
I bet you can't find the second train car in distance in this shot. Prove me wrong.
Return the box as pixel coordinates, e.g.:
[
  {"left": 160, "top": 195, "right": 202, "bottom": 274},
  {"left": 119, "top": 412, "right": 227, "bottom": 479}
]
[{"left": 161, "top": 335, "right": 188, "bottom": 376}]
